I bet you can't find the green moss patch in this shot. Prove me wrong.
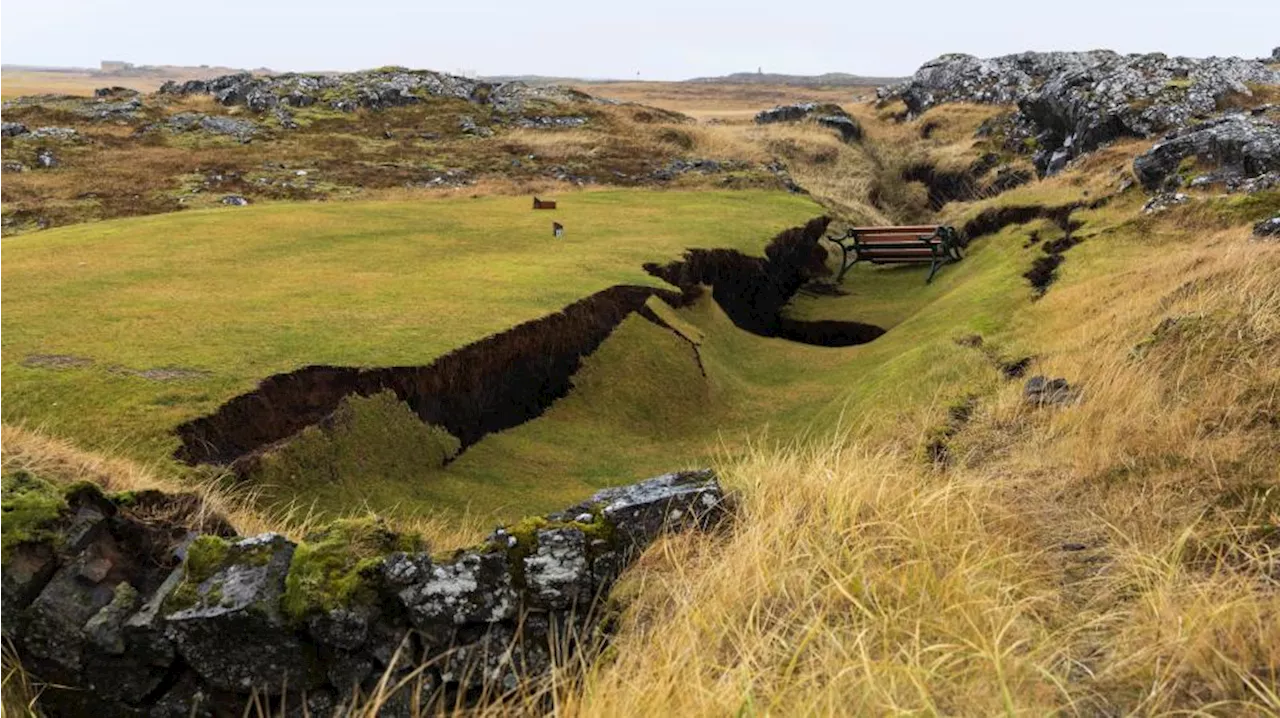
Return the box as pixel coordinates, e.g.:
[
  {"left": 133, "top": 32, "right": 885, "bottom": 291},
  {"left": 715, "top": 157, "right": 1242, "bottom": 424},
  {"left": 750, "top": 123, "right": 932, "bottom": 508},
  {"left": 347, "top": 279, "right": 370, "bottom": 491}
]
[
  {"left": 164, "top": 534, "right": 232, "bottom": 612},
  {"left": 0, "top": 470, "right": 68, "bottom": 561},
  {"left": 282, "top": 517, "right": 423, "bottom": 620}
]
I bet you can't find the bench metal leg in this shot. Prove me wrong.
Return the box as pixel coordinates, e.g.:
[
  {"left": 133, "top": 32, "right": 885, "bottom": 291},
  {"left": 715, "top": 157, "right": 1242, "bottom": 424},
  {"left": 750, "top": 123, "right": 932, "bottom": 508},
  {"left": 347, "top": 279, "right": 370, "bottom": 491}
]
[
  {"left": 926, "top": 254, "right": 941, "bottom": 284},
  {"left": 835, "top": 242, "right": 857, "bottom": 283}
]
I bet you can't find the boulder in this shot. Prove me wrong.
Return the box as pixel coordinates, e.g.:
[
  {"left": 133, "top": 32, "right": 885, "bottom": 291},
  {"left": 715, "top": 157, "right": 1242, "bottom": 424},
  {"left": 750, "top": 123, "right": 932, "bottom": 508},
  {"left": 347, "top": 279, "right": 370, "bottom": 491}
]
[
  {"left": 1132, "top": 114, "right": 1280, "bottom": 190},
  {"left": 221, "top": 195, "right": 250, "bottom": 206},
  {"left": 1253, "top": 215, "right": 1280, "bottom": 238},
  {"left": 394, "top": 550, "right": 515, "bottom": 637},
  {"left": 816, "top": 114, "right": 863, "bottom": 142},
  {"left": 755, "top": 103, "right": 863, "bottom": 142},
  {"left": 523, "top": 527, "right": 591, "bottom": 609},
  {"left": 164, "top": 533, "right": 324, "bottom": 693},
  {"left": 1024, "top": 375, "right": 1080, "bottom": 407},
  {"left": 554, "top": 469, "right": 726, "bottom": 548},
  {"left": 167, "top": 113, "right": 258, "bottom": 142},
  {"left": 1141, "top": 191, "right": 1191, "bottom": 213},
  {"left": 1, "top": 121, "right": 28, "bottom": 137},
  {"left": 756, "top": 102, "right": 823, "bottom": 124}
]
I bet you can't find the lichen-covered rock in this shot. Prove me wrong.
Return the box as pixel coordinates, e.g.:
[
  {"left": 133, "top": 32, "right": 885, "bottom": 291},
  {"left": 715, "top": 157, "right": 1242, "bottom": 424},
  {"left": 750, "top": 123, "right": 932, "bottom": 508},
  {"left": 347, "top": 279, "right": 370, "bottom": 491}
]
[
  {"left": 1142, "top": 191, "right": 1191, "bottom": 213},
  {"left": 880, "top": 51, "right": 1280, "bottom": 175},
  {"left": 163, "top": 533, "right": 323, "bottom": 693},
  {"left": 30, "top": 126, "right": 78, "bottom": 140},
  {"left": 755, "top": 103, "right": 863, "bottom": 143},
  {"left": 1132, "top": 114, "right": 1280, "bottom": 190},
  {"left": 1254, "top": 214, "right": 1280, "bottom": 238},
  {"left": 168, "top": 112, "right": 258, "bottom": 141},
  {"left": 524, "top": 527, "right": 590, "bottom": 609},
  {"left": 557, "top": 469, "right": 726, "bottom": 548},
  {"left": 395, "top": 550, "right": 516, "bottom": 633}
]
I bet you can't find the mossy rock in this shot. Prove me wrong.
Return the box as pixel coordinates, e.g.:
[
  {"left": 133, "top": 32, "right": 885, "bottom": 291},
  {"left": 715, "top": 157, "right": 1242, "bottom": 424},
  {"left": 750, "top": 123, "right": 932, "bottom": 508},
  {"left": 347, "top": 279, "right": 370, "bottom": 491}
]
[
  {"left": 0, "top": 469, "right": 68, "bottom": 561},
  {"left": 282, "top": 517, "right": 423, "bottom": 621}
]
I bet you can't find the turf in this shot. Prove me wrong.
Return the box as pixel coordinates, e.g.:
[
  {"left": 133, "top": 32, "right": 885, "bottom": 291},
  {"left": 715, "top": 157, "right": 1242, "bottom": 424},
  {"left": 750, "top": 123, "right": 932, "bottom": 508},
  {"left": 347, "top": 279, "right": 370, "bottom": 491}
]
[{"left": 1, "top": 188, "right": 818, "bottom": 461}]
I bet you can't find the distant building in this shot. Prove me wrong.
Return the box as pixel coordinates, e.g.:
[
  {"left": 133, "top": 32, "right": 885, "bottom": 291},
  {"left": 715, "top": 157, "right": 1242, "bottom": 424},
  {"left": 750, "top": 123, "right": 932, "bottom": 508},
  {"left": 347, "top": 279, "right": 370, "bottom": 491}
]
[{"left": 100, "top": 60, "right": 134, "bottom": 73}]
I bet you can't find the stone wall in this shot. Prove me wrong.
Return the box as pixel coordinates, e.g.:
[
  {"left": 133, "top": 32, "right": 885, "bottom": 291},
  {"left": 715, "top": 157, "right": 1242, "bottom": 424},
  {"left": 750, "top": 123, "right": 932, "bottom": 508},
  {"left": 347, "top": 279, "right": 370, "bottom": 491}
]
[{"left": 2, "top": 470, "right": 726, "bottom": 716}]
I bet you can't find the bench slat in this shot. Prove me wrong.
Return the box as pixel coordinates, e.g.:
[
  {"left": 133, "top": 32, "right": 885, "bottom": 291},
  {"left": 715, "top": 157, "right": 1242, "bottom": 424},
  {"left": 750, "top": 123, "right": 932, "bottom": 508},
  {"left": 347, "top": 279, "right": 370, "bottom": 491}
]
[
  {"left": 848, "top": 225, "right": 944, "bottom": 233},
  {"left": 855, "top": 240, "right": 943, "bottom": 249}
]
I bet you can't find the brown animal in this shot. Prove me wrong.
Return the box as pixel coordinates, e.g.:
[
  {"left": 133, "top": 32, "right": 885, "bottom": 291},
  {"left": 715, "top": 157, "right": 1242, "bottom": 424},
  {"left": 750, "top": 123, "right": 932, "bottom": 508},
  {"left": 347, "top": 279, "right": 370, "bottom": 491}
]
[{"left": 533, "top": 197, "right": 557, "bottom": 210}]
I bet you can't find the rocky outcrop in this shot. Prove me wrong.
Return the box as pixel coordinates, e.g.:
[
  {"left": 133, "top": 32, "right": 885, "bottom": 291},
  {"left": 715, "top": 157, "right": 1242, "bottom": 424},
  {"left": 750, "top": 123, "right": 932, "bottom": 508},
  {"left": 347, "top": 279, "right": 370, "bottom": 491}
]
[
  {"left": 1131, "top": 113, "right": 1280, "bottom": 190},
  {"left": 880, "top": 51, "right": 1280, "bottom": 175},
  {"left": 159, "top": 68, "right": 589, "bottom": 115},
  {"left": 5, "top": 470, "right": 727, "bottom": 716},
  {"left": 1254, "top": 214, "right": 1280, "bottom": 238},
  {"left": 755, "top": 103, "right": 863, "bottom": 143},
  {"left": 168, "top": 112, "right": 259, "bottom": 142}
]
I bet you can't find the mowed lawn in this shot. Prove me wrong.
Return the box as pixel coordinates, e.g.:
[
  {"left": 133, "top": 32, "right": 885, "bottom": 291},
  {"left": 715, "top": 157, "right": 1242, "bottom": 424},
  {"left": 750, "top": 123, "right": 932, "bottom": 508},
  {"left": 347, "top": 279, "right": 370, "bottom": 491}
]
[{"left": 2, "top": 189, "right": 821, "bottom": 460}]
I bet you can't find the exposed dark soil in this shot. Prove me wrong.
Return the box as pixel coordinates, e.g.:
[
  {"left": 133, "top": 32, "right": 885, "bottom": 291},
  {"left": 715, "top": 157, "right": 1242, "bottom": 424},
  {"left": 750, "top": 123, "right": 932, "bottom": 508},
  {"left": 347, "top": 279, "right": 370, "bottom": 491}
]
[
  {"left": 901, "top": 156, "right": 1031, "bottom": 211},
  {"left": 175, "top": 284, "right": 683, "bottom": 467},
  {"left": 776, "top": 318, "right": 885, "bottom": 346},
  {"left": 926, "top": 395, "right": 978, "bottom": 467},
  {"left": 961, "top": 203, "right": 1078, "bottom": 241}
]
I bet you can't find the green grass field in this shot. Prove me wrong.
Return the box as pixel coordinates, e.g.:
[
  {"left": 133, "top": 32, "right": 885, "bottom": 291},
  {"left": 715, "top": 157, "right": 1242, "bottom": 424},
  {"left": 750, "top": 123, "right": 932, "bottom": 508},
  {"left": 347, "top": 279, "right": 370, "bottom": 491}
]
[
  {"left": 2, "top": 186, "right": 1046, "bottom": 525},
  {"left": 2, "top": 189, "right": 814, "bottom": 452}
]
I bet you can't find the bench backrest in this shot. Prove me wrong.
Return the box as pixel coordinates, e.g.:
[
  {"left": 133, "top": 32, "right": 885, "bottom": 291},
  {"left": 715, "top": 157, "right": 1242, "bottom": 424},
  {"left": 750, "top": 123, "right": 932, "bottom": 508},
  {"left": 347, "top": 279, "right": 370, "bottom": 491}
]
[{"left": 841, "top": 225, "right": 957, "bottom": 264}]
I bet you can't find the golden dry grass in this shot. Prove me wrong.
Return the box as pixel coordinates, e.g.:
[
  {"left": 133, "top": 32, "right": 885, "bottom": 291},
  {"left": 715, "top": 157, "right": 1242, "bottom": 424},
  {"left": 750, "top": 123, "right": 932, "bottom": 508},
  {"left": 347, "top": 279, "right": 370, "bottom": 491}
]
[
  {"left": 562, "top": 227, "right": 1280, "bottom": 716},
  {"left": 0, "top": 424, "right": 485, "bottom": 550},
  {"left": 572, "top": 82, "right": 868, "bottom": 121}
]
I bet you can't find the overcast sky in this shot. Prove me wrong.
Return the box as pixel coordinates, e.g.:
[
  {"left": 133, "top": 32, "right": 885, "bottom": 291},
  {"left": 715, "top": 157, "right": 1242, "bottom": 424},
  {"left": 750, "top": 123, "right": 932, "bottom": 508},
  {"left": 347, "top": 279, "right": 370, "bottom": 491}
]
[{"left": 2, "top": 0, "right": 1276, "bottom": 80}]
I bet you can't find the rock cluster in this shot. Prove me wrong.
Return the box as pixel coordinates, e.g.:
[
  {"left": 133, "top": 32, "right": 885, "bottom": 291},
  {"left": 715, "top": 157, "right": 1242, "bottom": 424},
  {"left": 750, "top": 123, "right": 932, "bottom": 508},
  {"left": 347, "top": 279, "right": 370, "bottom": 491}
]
[
  {"left": 1254, "top": 214, "right": 1280, "bottom": 238},
  {"left": 5, "top": 470, "right": 726, "bottom": 716},
  {"left": 168, "top": 112, "right": 259, "bottom": 142},
  {"left": 880, "top": 51, "right": 1280, "bottom": 175},
  {"left": 754, "top": 102, "right": 864, "bottom": 143},
  {"left": 158, "top": 69, "right": 586, "bottom": 116},
  {"left": 1132, "top": 112, "right": 1280, "bottom": 190}
]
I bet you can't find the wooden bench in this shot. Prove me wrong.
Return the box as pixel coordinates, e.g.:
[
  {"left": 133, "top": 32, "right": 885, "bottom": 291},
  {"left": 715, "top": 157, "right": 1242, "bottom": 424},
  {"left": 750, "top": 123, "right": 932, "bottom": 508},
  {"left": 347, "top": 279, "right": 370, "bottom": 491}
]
[
  {"left": 826, "top": 225, "right": 964, "bottom": 284},
  {"left": 533, "top": 197, "right": 557, "bottom": 210}
]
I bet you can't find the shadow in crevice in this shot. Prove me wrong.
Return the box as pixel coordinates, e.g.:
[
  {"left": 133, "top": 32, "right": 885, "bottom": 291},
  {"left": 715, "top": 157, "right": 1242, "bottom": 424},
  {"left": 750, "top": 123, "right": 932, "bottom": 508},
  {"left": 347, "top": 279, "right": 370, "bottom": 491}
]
[{"left": 777, "top": 318, "right": 886, "bottom": 347}]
